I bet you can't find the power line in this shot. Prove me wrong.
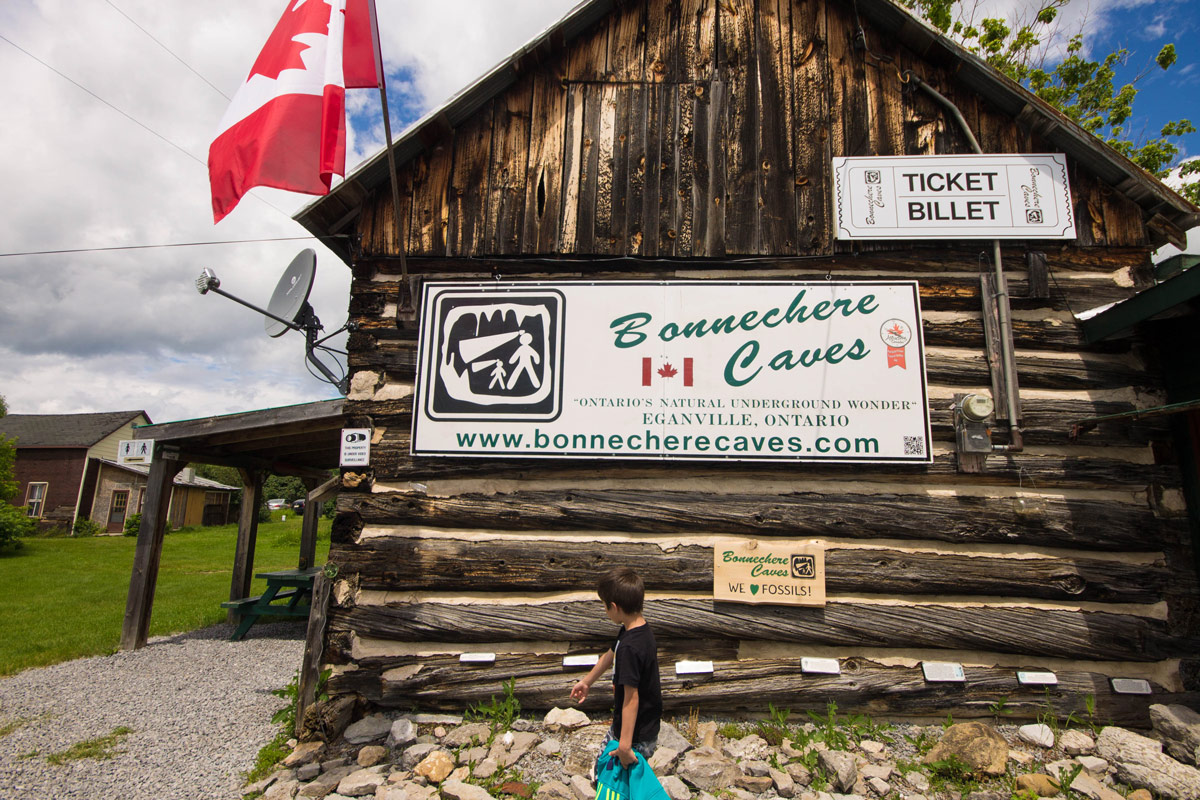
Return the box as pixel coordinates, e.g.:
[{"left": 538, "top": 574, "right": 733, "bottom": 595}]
[
  {"left": 0, "top": 31, "right": 296, "bottom": 221},
  {"left": 102, "top": 0, "right": 231, "bottom": 101},
  {"left": 0, "top": 236, "right": 348, "bottom": 259},
  {"left": 0, "top": 31, "right": 205, "bottom": 169}
]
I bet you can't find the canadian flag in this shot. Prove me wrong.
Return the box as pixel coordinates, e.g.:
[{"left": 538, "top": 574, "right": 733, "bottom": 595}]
[
  {"left": 643, "top": 358, "right": 694, "bottom": 386},
  {"left": 208, "top": 0, "right": 381, "bottom": 223}
]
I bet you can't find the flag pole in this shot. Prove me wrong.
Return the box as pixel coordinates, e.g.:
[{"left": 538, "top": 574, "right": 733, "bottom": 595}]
[{"left": 366, "top": 0, "right": 413, "bottom": 313}]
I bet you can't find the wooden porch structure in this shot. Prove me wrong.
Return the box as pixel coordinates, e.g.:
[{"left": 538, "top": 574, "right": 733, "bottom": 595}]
[{"left": 119, "top": 399, "right": 346, "bottom": 651}]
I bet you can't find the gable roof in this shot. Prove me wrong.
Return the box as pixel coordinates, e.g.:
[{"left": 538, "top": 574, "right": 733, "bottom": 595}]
[
  {"left": 295, "top": 0, "right": 1199, "bottom": 261},
  {"left": 0, "top": 411, "right": 149, "bottom": 448},
  {"left": 99, "top": 461, "right": 239, "bottom": 492}
]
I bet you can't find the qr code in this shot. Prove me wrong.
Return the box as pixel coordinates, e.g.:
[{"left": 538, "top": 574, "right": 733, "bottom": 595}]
[
  {"left": 903, "top": 436, "right": 925, "bottom": 456},
  {"left": 1026, "top": 209, "right": 1043, "bottom": 224}
]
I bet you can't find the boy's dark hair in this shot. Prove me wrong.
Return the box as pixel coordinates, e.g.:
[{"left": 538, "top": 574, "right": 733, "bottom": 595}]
[{"left": 597, "top": 567, "right": 644, "bottom": 614}]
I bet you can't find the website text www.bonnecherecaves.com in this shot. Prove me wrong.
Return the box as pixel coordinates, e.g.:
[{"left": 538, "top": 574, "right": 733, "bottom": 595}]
[{"left": 453, "top": 428, "right": 882, "bottom": 456}]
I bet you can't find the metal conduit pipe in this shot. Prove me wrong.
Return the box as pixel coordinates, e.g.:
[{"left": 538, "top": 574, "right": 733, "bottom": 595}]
[{"left": 903, "top": 70, "right": 1024, "bottom": 452}]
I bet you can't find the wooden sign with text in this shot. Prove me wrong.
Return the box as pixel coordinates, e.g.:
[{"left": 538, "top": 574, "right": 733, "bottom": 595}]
[{"left": 713, "top": 540, "right": 826, "bottom": 606}]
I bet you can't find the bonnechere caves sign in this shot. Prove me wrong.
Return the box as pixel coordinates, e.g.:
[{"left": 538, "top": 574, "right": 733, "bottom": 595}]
[{"left": 411, "top": 281, "right": 932, "bottom": 463}]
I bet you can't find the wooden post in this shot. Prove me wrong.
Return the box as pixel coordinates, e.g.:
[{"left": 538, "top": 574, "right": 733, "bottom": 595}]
[
  {"left": 300, "top": 474, "right": 340, "bottom": 571},
  {"left": 296, "top": 571, "right": 332, "bottom": 737},
  {"left": 120, "top": 451, "right": 186, "bottom": 650},
  {"left": 230, "top": 469, "right": 264, "bottom": 621}
]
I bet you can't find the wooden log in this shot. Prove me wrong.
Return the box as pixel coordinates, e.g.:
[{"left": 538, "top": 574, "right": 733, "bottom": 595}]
[
  {"left": 329, "top": 598, "right": 1197, "bottom": 662},
  {"left": 351, "top": 271, "right": 1139, "bottom": 315},
  {"left": 348, "top": 393, "right": 1168, "bottom": 450},
  {"left": 359, "top": 435, "right": 1178, "bottom": 490},
  {"left": 121, "top": 455, "right": 186, "bottom": 651},
  {"left": 296, "top": 572, "right": 332, "bottom": 737},
  {"left": 331, "top": 537, "right": 1169, "bottom": 604},
  {"left": 363, "top": 246, "right": 1153, "bottom": 279},
  {"left": 325, "top": 651, "right": 1198, "bottom": 726},
  {"left": 230, "top": 468, "right": 264, "bottom": 619},
  {"left": 926, "top": 351, "right": 1152, "bottom": 392},
  {"left": 339, "top": 487, "right": 1181, "bottom": 552}
]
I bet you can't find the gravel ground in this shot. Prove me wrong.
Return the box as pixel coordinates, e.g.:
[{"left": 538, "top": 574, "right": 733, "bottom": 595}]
[{"left": 0, "top": 622, "right": 306, "bottom": 800}]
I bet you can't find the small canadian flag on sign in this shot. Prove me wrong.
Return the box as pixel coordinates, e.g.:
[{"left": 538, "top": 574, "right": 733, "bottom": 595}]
[{"left": 643, "top": 358, "right": 693, "bottom": 386}]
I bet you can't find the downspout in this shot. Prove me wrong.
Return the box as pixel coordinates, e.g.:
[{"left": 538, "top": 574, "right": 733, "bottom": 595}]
[{"left": 903, "top": 71, "right": 1024, "bottom": 452}]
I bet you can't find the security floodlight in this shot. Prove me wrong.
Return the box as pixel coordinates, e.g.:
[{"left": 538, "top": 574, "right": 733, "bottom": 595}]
[{"left": 195, "top": 268, "right": 220, "bottom": 295}]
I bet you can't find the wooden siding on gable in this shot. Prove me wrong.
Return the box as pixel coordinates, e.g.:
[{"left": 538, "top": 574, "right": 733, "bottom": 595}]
[{"left": 356, "top": 0, "right": 1148, "bottom": 260}]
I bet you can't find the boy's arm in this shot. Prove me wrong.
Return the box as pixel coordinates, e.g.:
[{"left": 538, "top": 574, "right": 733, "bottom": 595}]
[
  {"left": 615, "top": 686, "right": 639, "bottom": 767},
  {"left": 570, "top": 648, "right": 614, "bottom": 703}
]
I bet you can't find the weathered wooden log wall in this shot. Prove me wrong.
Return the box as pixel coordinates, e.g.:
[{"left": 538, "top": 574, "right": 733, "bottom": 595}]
[{"left": 327, "top": 0, "right": 1200, "bottom": 724}]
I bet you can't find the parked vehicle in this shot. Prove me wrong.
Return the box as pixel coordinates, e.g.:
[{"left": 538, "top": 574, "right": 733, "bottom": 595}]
[
  {"left": 266, "top": 498, "right": 287, "bottom": 510},
  {"left": 291, "top": 499, "right": 305, "bottom": 511}
]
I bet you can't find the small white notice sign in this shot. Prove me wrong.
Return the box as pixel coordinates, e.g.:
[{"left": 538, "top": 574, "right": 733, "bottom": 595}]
[
  {"left": 118, "top": 439, "right": 154, "bottom": 465},
  {"left": 675, "top": 660, "right": 714, "bottom": 675},
  {"left": 562, "top": 654, "right": 600, "bottom": 669},
  {"left": 1111, "top": 678, "right": 1152, "bottom": 695},
  {"left": 1017, "top": 671, "right": 1058, "bottom": 686},
  {"left": 801, "top": 657, "right": 841, "bottom": 675},
  {"left": 340, "top": 428, "right": 371, "bottom": 467},
  {"left": 922, "top": 661, "right": 966, "bottom": 683},
  {"left": 832, "top": 154, "right": 1076, "bottom": 240}
]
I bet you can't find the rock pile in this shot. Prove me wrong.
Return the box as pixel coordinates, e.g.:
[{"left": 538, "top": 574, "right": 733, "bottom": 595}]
[{"left": 247, "top": 703, "right": 1200, "bottom": 800}]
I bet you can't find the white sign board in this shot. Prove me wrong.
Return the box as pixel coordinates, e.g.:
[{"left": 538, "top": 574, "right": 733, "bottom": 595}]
[
  {"left": 832, "top": 154, "right": 1075, "bottom": 240},
  {"left": 117, "top": 439, "right": 154, "bottom": 465},
  {"left": 412, "top": 281, "right": 932, "bottom": 463},
  {"left": 339, "top": 428, "right": 371, "bottom": 467}
]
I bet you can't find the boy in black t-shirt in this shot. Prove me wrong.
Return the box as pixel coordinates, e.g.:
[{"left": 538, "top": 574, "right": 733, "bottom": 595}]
[{"left": 570, "top": 567, "right": 663, "bottom": 767}]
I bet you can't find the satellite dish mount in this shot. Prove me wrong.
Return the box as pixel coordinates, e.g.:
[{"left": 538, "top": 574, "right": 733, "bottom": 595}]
[{"left": 196, "top": 249, "right": 353, "bottom": 395}]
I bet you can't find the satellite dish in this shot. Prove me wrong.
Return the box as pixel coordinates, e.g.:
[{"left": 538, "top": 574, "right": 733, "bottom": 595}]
[
  {"left": 265, "top": 249, "right": 316, "bottom": 338},
  {"left": 193, "top": 248, "right": 355, "bottom": 396}
]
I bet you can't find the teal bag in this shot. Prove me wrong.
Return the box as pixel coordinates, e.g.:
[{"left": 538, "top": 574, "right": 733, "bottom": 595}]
[{"left": 594, "top": 740, "right": 671, "bottom": 800}]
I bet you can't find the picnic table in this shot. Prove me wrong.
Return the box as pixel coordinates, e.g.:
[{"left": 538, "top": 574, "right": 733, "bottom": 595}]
[{"left": 221, "top": 567, "right": 322, "bottom": 641}]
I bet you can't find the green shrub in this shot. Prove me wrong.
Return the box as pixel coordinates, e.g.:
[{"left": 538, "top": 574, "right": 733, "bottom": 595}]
[
  {"left": 123, "top": 514, "right": 142, "bottom": 537},
  {"left": 257, "top": 506, "right": 272, "bottom": 524},
  {"left": 73, "top": 518, "right": 103, "bottom": 538},
  {"left": 0, "top": 504, "right": 34, "bottom": 549}
]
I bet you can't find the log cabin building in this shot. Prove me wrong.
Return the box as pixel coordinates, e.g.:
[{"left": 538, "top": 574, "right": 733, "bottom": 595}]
[{"left": 295, "top": 0, "right": 1200, "bottom": 723}]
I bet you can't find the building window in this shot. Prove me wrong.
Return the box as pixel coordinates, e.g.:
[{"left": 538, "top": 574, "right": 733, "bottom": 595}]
[
  {"left": 204, "top": 491, "right": 224, "bottom": 506},
  {"left": 25, "top": 482, "right": 47, "bottom": 517}
]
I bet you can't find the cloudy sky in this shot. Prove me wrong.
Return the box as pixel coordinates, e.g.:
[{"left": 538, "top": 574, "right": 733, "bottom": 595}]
[{"left": 0, "top": 0, "right": 1195, "bottom": 424}]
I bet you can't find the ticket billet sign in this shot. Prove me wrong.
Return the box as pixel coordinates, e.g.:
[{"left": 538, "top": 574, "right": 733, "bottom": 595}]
[
  {"left": 832, "top": 154, "right": 1076, "bottom": 240},
  {"left": 411, "top": 280, "right": 932, "bottom": 463}
]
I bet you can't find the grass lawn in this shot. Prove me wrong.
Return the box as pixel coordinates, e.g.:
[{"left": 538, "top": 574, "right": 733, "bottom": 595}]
[{"left": 0, "top": 512, "right": 330, "bottom": 677}]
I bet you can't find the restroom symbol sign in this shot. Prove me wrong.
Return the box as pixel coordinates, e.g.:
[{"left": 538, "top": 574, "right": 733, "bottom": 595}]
[{"left": 423, "top": 289, "right": 565, "bottom": 422}]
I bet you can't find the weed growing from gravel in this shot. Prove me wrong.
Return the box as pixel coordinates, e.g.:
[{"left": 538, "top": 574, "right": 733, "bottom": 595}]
[
  {"left": 0, "top": 717, "right": 27, "bottom": 738},
  {"left": 46, "top": 726, "right": 133, "bottom": 765},
  {"left": 925, "top": 753, "right": 981, "bottom": 796},
  {"left": 466, "top": 677, "right": 522, "bottom": 742},
  {"left": 472, "top": 764, "right": 540, "bottom": 798},
  {"left": 245, "top": 669, "right": 330, "bottom": 786}
]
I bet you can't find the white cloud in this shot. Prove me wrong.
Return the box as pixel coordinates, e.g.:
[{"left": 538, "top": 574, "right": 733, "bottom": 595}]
[{"left": 0, "top": 0, "right": 577, "bottom": 421}]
